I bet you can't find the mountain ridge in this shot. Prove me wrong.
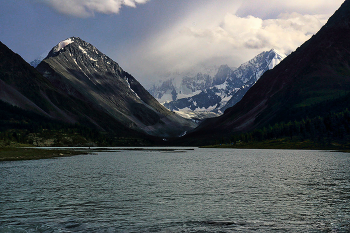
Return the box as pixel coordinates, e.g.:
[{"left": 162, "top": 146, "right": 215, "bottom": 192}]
[
  {"left": 182, "top": 0, "right": 350, "bottom": 143},
  {"left": 163, "top": 49, "right": 286, "bottom": 116},
  {"left": 0, "top": 40, "right": 146, "bottom": 139},
  {"left": 36, "top": 37, "right": 197, "bottom": 137}
]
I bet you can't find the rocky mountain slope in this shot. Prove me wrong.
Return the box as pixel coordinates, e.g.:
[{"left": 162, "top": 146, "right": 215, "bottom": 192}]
[
  {"left": 184, "top": 0, "right": 350, "bottom": 143},
  {"left": 164, "top": 49, "right": 286, "bottom": 115},
  {"left": 35, "top": 37, "right": 196, "bottom": 137},
  {"left": 0, "top": 41, "right": 140, "bottom": 138}
]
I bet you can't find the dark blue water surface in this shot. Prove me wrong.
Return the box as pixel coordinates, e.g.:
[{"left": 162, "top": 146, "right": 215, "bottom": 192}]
[{"left": 1, "top": 148, "right": 350, "bottom": 232}]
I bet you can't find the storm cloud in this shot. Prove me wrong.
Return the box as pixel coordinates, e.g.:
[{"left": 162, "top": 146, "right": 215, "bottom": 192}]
[{"left": 118, "top": 1, "right": 334, "bottom": 84}]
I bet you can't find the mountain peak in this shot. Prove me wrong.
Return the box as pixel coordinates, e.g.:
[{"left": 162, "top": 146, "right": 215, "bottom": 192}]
[
  {"left": 48, "top": 37, "right": 97, "bottom": 58},
  {"left": 269, "top": 48, "right": 285, "bottom": 58},
  {"left": 52, "top": 37, "right": 86, "bottom": 53},
  {"left": 53, "top": 37, "right": 75, "bottom": 53},
  {"left": 265, "top": 49, "right": 286, "bottom": 69},
  {"left": 30, "top": 37, "right": 87, "bottom": 67},
  {"left": 37, "top": 37, "right": 197, "bottom": 137},
  {"left": 213, "top": 64, "right": 233, "bottom": 86},
  {"left": 163, "top": 49, "right": 286, "bottom": 116}
]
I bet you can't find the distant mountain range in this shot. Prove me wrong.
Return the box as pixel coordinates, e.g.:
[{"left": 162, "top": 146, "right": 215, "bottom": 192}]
[
  {"left": 148, "top": 66, "right": 218, "bottom": 104},
  {"left": 149, "top": 49, "right": 285, "bottom": 119},
  {"left": 0, "top": 37, "right": 196, "bottom": 140},
  {"left": 182, "top": 0, "right": 350, "bottom": 144}
]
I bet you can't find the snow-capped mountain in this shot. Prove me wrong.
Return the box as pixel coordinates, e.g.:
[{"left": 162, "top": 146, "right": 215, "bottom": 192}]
[
  {"left": 185, "top": 0, "right": 350, "bottom": 141},
  {"left": 148, "top": 65, "right": 220, "bottom": 103},
  {"left": 36, "top": 37, "right": 197, "bottom": 137},
  {"left": 29, "top": 50, "right": 50, "bottom": 68},
  {"left": 164, "top": 49, "right": 286, "bottom": 116}
]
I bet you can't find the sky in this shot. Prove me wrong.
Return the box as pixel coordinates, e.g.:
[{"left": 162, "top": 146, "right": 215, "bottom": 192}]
[{"left": 0, "top": 0, "right": 345, "bottom": 87}]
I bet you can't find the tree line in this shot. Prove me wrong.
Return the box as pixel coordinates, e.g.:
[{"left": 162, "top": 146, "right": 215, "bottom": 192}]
[
  {"left": 228, "top": 108, "right": 350, "bottom": 146},
  {"left": 0, "top": 100, "right": 153, "bottom": 147}
]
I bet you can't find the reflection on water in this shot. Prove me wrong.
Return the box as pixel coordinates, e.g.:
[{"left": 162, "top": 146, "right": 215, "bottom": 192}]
[{"left": 0, "top": 148, "right": 350, "bottom": 232}]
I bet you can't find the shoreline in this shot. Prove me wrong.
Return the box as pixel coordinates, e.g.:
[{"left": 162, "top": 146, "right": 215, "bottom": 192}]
[
  {"left": 0, "top": 147, "right": 90, "bottom": 162},
  {"left": 2, "top": 142, "right": 349, "bottom": 162},
  {"left": 200, "top": 138, "right": 350, "bottom": 152}
]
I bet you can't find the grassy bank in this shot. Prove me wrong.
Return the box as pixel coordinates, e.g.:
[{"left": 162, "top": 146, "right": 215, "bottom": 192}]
[{"left": 0, "top": 147, "right": 89, "bottom": 161}]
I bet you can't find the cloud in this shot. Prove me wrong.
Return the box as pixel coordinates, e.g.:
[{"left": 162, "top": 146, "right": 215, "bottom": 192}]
[
  {"left": 37, "top": 0, "right": 149, "bottom": 17},
  {"left": 32, "top": 0, "right": 345, "bottom": 86},
  {"left": 236, "top": 0, "right": 344, "bottom": 18},
  {"left": 122, "top": 8, "right": 329, "bottom": 84}
]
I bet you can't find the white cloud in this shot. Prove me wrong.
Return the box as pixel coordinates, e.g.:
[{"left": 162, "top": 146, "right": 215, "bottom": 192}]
[
  {"left": 38, "top": 0, "right": 149, "bottom": 17},
  {"left": 121, "top": 6, "right": 330, "bottom": 84},
  {"left": 33, "top": 0, "right": 345, "bottom": 86},
  {"left": 236, "top": 0, "right": 344, "bottom": 18}
]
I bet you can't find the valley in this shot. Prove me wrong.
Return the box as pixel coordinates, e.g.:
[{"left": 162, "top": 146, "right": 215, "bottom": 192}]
[
  {"left": 1, "top": 0, "right": 350, "bottom": 150},
  {"left": 2, "top": 1, "right": 350, "bottom": 233}
]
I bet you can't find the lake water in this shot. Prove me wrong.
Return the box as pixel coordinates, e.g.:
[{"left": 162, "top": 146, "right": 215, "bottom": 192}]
[{"left": 0, "top": 148, "right": 350, "bottom": 232}]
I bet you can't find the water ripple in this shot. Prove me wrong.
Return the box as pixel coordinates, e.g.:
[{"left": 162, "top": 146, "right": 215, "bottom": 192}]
[{"left": 1, "top": 149, "right": 350, "bottom": 232}]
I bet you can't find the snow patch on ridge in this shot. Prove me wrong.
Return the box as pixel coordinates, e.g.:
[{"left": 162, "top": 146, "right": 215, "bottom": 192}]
[
  {"left": 176, "top": 90, "right": 202, "bottom": 101},
  {"left": 78, "top": 45, "right": 98, "bottom": 62},
  {"left": 268, "top": 49, "right": 286, "bottom": 70},
  {"left": 54, "top": 38, "right": 74, "bottom": 52},
  {"left": 126, "top": 78, "right": 142, "bottom": 101}
]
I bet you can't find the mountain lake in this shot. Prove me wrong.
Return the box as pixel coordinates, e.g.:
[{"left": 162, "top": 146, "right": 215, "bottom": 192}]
[{"left": 0, "top": 147, "right": 350, "bottom": 232}]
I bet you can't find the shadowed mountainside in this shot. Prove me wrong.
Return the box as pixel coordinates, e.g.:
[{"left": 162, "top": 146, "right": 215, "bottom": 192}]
[
  {"left": 181, "top": 0, "right": 350, "bottom": 145},
  {"left": 35, "top": 37, "right": 197, "bottom": 137},
  {"left": 0, "top": 41, "right": 149, "bottom": 141}
]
